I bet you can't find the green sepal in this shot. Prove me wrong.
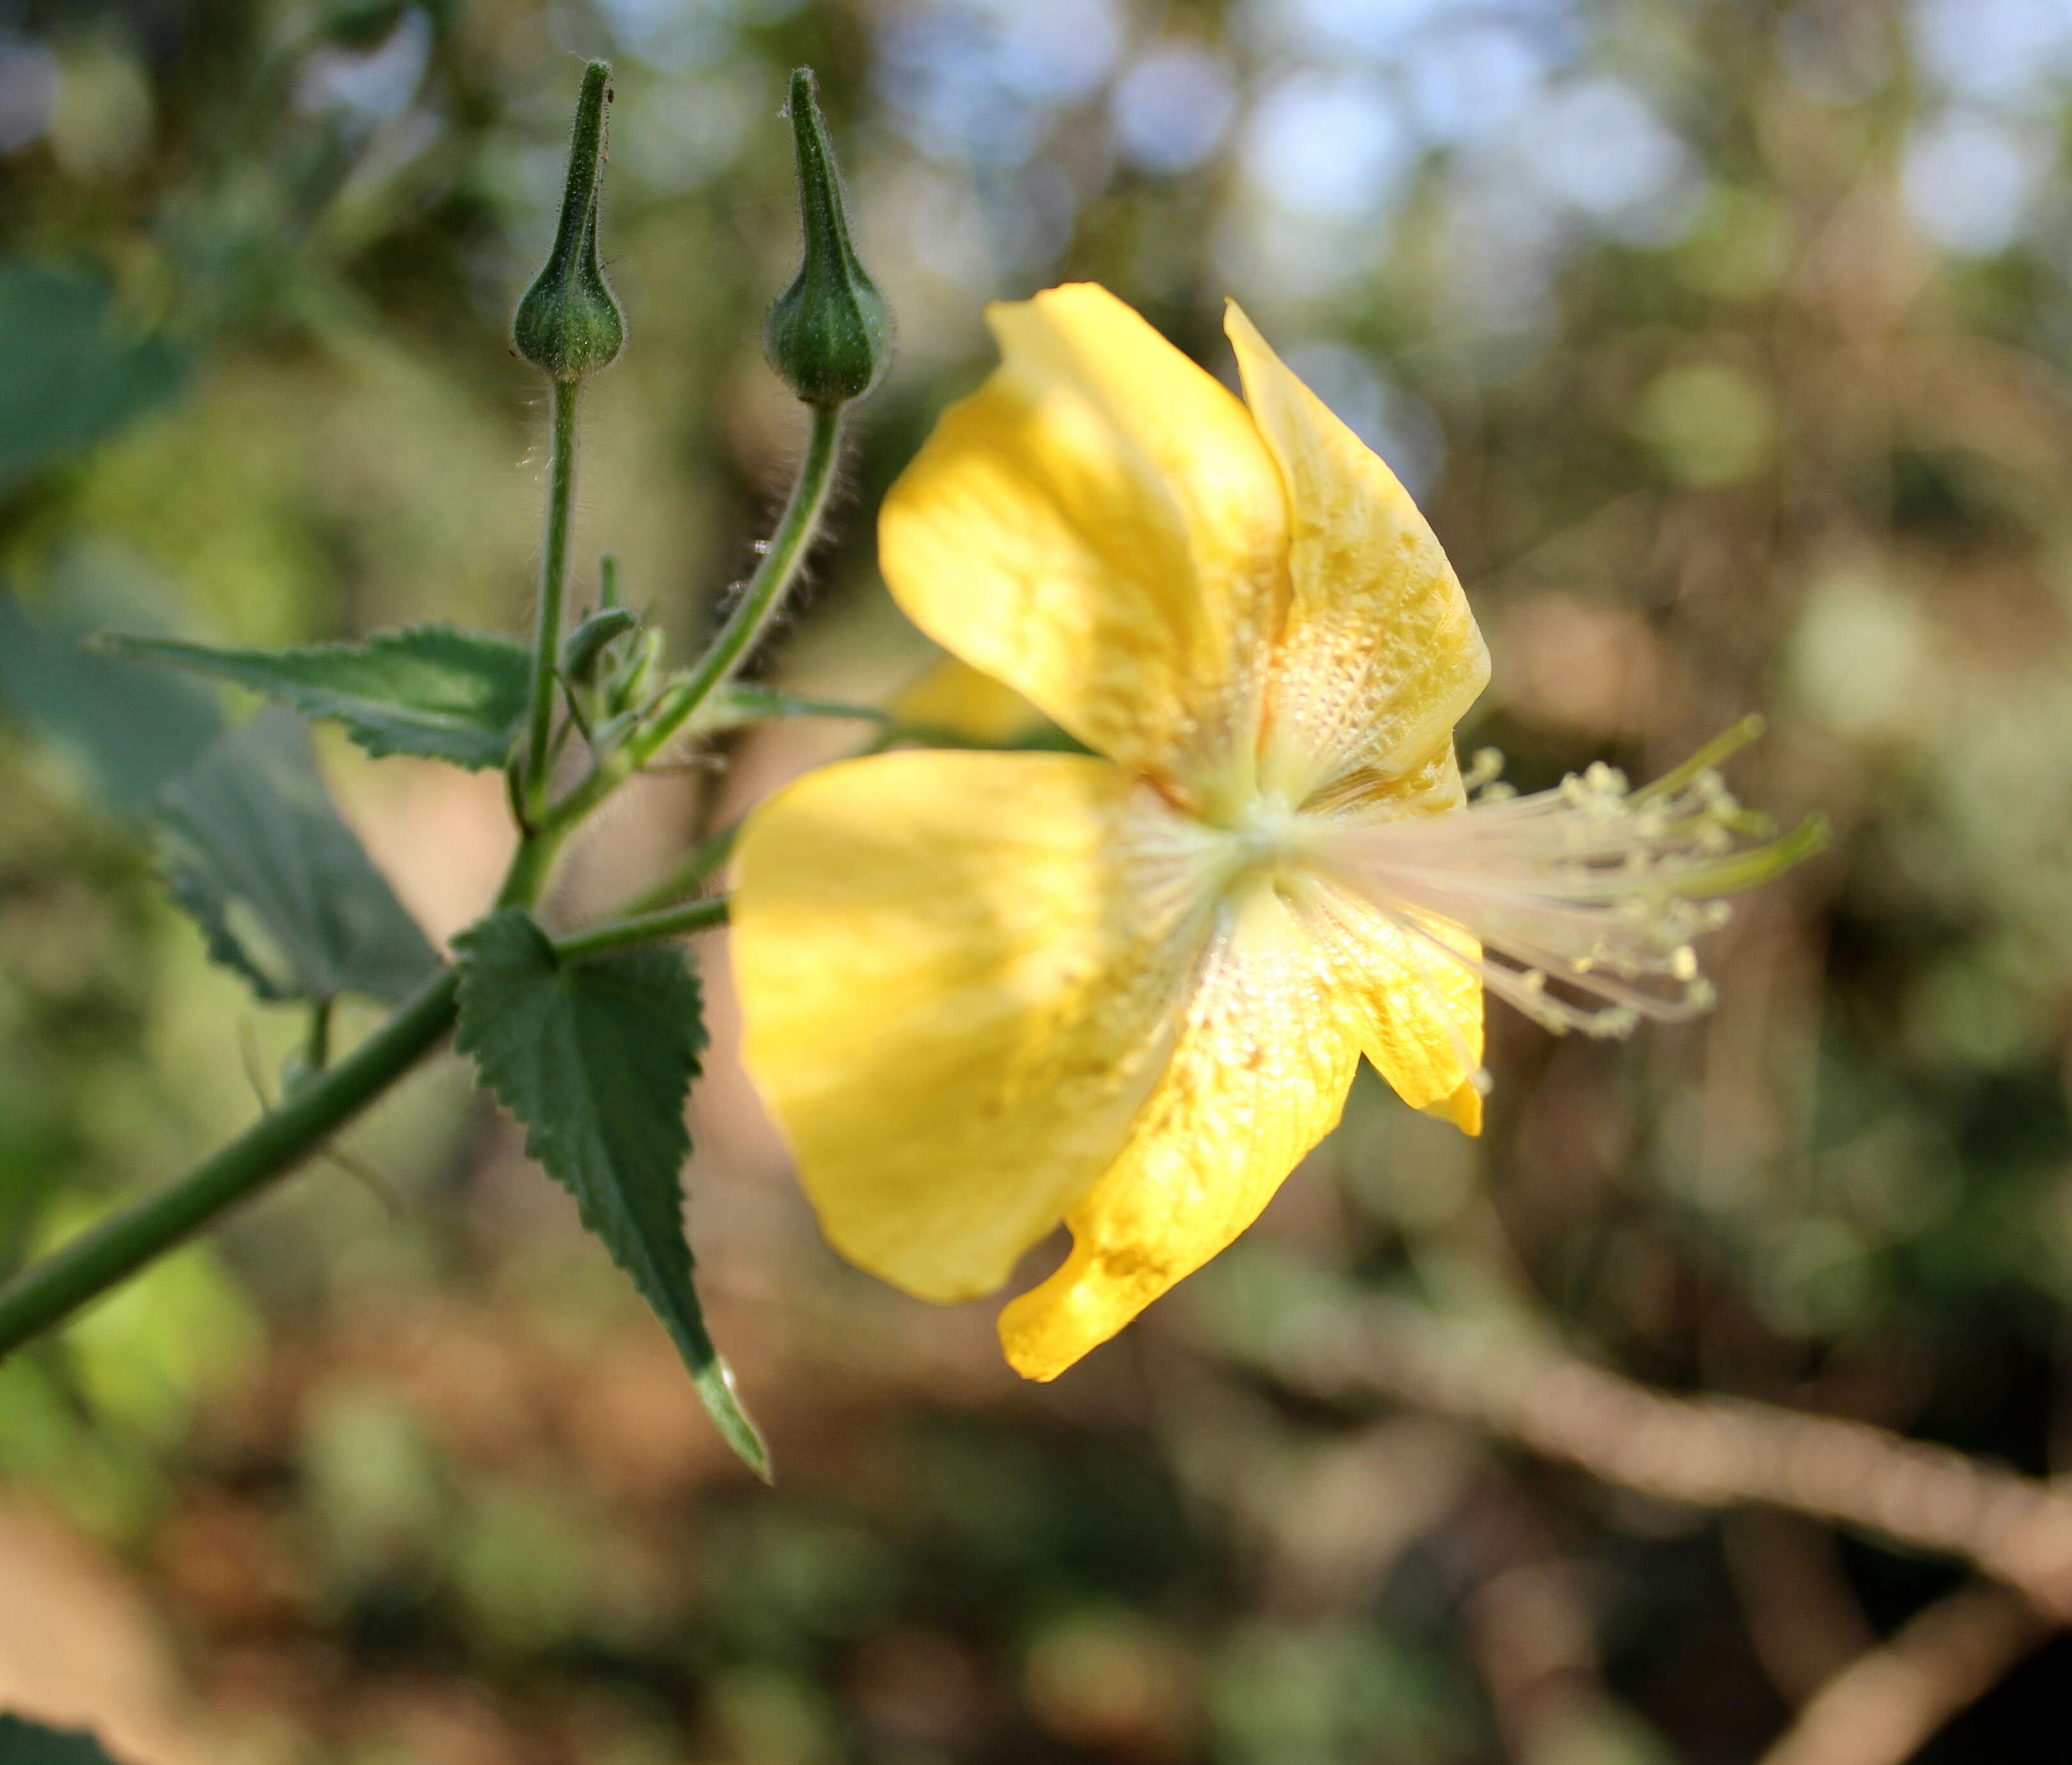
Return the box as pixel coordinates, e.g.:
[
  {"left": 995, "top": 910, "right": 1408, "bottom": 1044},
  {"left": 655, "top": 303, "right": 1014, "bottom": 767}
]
[
  {"left": 452, "top": 908, "right": 771, "bottom": 1479},
  {"left": 763, "top": 69, "right": 891, "bottom": 406},
  {"left": 154, "top": 708, "right": 441, "bottom": 1006},
  {"left": 513, "top": 62, "right": 625, "bottom": 382},
  {"left": 561, "top": 605, "right": 641, "bottom": 684},
  {"left": 605, "top": 627, "right": 662, "bottom": 714},
  {"left": 97, "top": 625, "right": 532, "bottom": 771}
]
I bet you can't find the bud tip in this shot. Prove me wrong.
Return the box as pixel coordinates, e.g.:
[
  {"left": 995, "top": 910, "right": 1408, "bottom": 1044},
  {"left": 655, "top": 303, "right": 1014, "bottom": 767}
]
[{"left": 763, "top": 66, "right": 892, "bottom": 407}]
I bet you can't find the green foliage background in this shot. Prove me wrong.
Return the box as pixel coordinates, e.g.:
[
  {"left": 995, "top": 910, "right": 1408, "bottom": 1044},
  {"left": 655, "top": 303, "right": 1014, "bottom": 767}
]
[{"left": 3, "top": 0, "right": 2071, "bottom": 1760}]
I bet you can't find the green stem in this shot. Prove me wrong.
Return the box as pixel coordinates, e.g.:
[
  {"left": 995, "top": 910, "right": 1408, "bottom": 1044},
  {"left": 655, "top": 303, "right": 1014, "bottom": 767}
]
[
  {"left": 495, "top": 817, "right": 573, "bottom": 913},
  {"left": 523, "top": 377, "right": 582, "bottom": 812},
  {"left": 626, "top": 403, "right": 845, "bottom": 771},
  {"left": 0, "top": 969, "right": 461, "bottom": 1359},
  {"left": 554, "top": 896, "right": 729, "bottom": 961},
  {"left": 526, "top": 400, "right": 846, "bottom": 850},
  {"left": 617, "top": 823, "right": 740, "bottom": 915},
  {"left": 302, "top": 998, "right": 333, "bottom": 1074}
]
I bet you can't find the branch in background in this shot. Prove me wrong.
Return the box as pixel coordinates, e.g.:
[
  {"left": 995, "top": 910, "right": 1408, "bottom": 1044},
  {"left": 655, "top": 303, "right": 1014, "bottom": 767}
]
[
  {"left": 1247, "top": 1297, "right": 2072, "bottom": 1618},
  {"left": 1724, "top": 1511, "right": 1880, "bottom": 1707},
  {"left": 1754, "top": 1582, "right": 2052, "bottom": 1765}
]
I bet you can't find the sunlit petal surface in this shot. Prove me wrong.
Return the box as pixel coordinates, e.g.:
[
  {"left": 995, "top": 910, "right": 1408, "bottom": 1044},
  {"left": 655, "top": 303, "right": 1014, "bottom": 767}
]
[
  {"left": 1283, "top": 873, "right": 1485, "bottom": 1133},
  {"left": 731, "top": 748, "right": 1220, "bottom": 1302},
  {"left": 879, "top": 284, "right": 1288, "bottom": 792},
  {"left": 997, "top": 878, "right": 1364, "bottom": 1379},
  {"left": 1225, "top": 301, "right": 1489, "bottom": 805}
]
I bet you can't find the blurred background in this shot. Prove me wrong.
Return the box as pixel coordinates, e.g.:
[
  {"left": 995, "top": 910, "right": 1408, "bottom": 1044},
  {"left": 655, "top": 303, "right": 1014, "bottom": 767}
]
[{"left": 3, "top": 0, "right": 2072, "bottom": 1759}]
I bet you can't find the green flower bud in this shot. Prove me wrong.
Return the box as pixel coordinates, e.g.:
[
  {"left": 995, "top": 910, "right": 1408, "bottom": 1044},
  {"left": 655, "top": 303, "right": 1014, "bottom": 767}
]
[
  {"left": 561, "top": 605, "right": 640, "bottom": 684},
  {"left": 607, "top": 627, "right": 663, "bottom": 714},
  {"left": 514, "top": 61, "right": 625, "bottom": 382},
  {"left": 763, "top": 69, "right": 891, "bottom": 407}
]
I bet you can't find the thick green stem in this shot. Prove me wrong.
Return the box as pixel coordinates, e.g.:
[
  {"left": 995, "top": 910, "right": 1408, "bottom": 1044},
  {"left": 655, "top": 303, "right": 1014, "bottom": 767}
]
[
  {"left": 496, "top": 818, "right": 572, "bottom": 912},
  {"left": 522, "top": 377, "right": 582, "bottom": 812},
  {"left": 555, "top": 896, "right": 728, "bottom": 962},
  {"left": 0, "top": 970, "right": 461, "bottom": 1358}
]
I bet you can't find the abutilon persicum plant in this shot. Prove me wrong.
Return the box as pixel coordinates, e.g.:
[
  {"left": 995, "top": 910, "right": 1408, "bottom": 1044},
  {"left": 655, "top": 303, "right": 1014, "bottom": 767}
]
[{"left": 0, "top": 62, "right": 1815, "bottom": 1480}]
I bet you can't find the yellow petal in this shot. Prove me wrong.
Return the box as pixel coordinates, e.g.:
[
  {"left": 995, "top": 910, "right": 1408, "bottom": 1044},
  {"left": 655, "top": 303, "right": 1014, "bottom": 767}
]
[
  {"left": 998, "top": 879, "right": 1364, "bottom": 1381},
  {"left": 730, "top": 748, "right": 1217, "bottom": 1303},
  {"left": 888, "top": 654, "right": 1050, "bottom": 747},
  {"left": 1224, "top": 301, "right": 1490, "bottom": 806},
  {"left": 880, "top": 284, "right": 1288, "bottom": 797},
  {"left": 1285, "top": 869, "right": 1485, "bottom": 1132}
]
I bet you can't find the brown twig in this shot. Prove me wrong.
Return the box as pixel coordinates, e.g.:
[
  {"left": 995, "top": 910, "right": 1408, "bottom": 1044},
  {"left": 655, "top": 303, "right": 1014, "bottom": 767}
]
[
  {"left": 1754, "top": 1582, "right": 2052, "bottom": 1765},
  {"left": 1246, "top": 1297, "right": 2072, "bottom": 1617}
]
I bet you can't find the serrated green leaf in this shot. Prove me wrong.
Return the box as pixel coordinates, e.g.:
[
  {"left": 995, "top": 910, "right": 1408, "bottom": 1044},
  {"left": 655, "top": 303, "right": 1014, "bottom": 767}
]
[
  {"left": 690, "top": 682, "right": 890, "bottom": 732},
  {"left": 0, "top": 1713, "right": 133, "bottom": 1764},
  {"left": 0, "top": 260, "right": 188, "bottom": 493},
  {"left": 99, "top": 625, "right": 532, "bottom": 770},
  {"left": 451, "top": 908, "right": 769, "bottom": 1478},
  {"left": 154, "top": 708, "right": 440, "bottom": 1005}
]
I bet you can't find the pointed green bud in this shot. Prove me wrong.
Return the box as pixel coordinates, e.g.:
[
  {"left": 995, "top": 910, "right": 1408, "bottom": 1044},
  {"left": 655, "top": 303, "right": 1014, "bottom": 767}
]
[
  {"left": 763, "top": 69, "right": 891, "bottom": 407},
  {"left": 561, "top": 605, "right": 640, "bottom": 684},
  {"left": 607, "top": 627, "right": 662, "bottom": 714},
  {"left": 514, "top": 61, "right": 625, "bottom": 382}
]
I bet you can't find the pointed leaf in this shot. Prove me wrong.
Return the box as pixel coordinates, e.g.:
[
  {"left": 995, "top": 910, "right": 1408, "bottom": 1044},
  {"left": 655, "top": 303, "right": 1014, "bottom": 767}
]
[
  {"left": 99, "top": 625, "right": 532, "bottom": 769},
  {"left": 452, "top": 908, "right": 769, "bottom": 1477},
  {"left": 154, "top": 708, "right": 440, "bottom": 1005},
  {"left": 0, "top": 1714, "right": 133, "bottom": 1764}
]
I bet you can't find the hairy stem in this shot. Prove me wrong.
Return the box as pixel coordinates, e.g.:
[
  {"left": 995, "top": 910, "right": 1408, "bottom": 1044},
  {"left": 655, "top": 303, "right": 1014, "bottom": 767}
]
[
  {"left": 528, "top": 401, "right": 845, "bottom": 849},
  {"left": 616, "top": 823, "right": 738, "bottom": 915},
  {"left": 626, "top": 402, "right": 844, "bottom": 771},
  {"left": 0, "top": 970, "right": 461, "bottom": 1358},
  {"left": 521, "top": 377, "right": 582, "bottom": 812}
]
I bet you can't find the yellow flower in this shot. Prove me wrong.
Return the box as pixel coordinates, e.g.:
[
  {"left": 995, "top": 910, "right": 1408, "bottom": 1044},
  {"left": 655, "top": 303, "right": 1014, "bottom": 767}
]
[{"left": 731, "top": 284, "right": 1813, "bottom": 1381}]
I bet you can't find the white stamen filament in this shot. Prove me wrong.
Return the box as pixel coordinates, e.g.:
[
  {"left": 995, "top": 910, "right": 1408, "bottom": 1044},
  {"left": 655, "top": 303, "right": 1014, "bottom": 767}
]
[{"left": 1313, "top": 757, "right": 1788, "bottom": 1038}]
